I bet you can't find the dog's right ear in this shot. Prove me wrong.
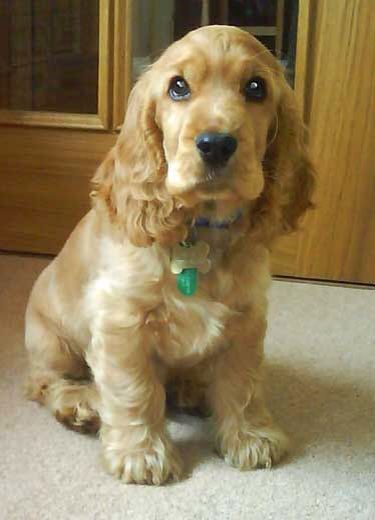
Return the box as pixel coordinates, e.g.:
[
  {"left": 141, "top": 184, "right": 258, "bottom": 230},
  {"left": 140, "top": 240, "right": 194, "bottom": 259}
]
[{"left": 91, "top": 72, "right": 188, "bottom": 247}]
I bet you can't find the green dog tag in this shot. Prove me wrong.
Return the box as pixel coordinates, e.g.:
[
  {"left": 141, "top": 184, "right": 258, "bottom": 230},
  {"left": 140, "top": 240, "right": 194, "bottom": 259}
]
[{"left": 177, "top": 268, "right": 198, "bottom": 296}]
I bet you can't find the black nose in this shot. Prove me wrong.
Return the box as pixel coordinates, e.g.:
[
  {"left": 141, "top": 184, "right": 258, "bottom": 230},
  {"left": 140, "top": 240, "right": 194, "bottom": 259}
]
[{"left": 195, "top": 132, "right": 237, "bottom": 166}]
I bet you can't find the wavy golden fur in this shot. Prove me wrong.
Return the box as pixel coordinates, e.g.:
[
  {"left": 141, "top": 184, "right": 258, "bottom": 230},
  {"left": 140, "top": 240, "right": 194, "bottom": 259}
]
[{"left": 25, "top": 26, "right": 315, "bottom": 485}]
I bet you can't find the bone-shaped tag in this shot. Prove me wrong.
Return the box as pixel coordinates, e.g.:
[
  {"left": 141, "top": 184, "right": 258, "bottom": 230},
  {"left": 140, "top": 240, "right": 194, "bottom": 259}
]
[{"left": 171, "top": 241, "right": 211, "bottom": 274}]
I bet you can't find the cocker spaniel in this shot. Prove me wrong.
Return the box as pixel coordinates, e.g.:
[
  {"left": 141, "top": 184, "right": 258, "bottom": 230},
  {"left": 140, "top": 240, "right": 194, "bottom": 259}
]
[{"left": 25, "top": 26, "right": 315, "bottom": 485}]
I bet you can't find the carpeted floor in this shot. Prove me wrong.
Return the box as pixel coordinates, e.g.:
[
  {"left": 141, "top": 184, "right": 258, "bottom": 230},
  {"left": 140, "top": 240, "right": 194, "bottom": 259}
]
[{"left": 1, "top": 253, "right": 374, "bottom": 520}]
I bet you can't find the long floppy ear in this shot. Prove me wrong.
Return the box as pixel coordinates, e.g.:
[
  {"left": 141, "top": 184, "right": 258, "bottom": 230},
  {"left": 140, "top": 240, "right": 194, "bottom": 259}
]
[
  {"left": 91, "top": 71, "right": 188, "bottom": 247},
  {"left": 256, "top": 80, "right": 316, "bottom": 242}
]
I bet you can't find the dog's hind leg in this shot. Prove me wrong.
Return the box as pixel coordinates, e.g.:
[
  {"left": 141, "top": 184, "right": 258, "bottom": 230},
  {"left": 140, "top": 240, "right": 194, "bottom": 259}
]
[
  {"left": 25, "top": 308, "right": 100, "bottom": 434},
  {"left": 44, "top": 378, "right": 100, "bottom": 434}
]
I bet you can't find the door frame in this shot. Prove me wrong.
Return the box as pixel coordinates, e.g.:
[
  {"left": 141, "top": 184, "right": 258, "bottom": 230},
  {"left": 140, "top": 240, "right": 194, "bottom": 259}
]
[{"left": 0, "top": 0, "right": 133, "bottom": 130}]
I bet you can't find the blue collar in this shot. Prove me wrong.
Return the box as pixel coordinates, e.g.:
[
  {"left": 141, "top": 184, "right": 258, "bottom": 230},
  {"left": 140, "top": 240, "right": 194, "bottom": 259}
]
[{"left": 193, "top": 209, "right": 243, "bottom": 230}]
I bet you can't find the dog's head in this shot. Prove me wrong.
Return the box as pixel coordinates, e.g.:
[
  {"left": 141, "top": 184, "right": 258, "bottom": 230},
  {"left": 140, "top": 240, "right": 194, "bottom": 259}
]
[{"left": 92, "top": 26, "right": 315, "bottom": 246}]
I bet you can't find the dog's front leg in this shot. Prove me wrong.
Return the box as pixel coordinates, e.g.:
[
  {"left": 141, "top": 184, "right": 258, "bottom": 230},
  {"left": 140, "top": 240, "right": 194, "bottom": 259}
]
[
  {"left": 87, "top": 321, "right": 181, "bottom": 485},
  {"left": 208, "top": 312, "right": 289, "bottom": 470}
]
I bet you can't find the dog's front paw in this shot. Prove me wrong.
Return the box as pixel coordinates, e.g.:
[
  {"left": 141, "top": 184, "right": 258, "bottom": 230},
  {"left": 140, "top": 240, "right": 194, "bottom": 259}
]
[
  {"left": 217, "top": 425, "right": 289, "bottom": 470},
  {"left": 102, "top": 434, "right": 182, "bottom": 485}
]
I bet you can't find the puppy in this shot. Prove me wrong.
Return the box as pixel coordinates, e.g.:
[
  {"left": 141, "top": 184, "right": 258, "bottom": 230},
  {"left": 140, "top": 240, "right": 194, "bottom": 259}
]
[{"left": 25, "top": 25, "right": 315, "bottom": 485}]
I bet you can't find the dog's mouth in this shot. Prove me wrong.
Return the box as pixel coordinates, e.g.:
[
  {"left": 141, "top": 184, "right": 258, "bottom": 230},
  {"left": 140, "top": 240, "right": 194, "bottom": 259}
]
[
  {"left": 200, "top": 165, "right": 228, "bottom": 184},
  {"left": 167, "top": 158, "right": 263, "bottom": 205},
  {"left": 194, "top": 165, "right": 241, "bottom": 200},
  {"left": 167, "top": 163, "right": 236, "bottom": 201}
]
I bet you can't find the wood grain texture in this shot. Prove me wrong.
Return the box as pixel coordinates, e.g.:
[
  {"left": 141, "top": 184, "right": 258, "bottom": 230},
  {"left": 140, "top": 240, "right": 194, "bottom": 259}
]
[
  {"left": 113, "top": 0, "right": 133, "bottom": 129},
  {"left": 293, "top": 0, "right": 312, "bottom": 111},
  {"left": 272, "top": 0, "right": 375, "bottom": 284},
  {"left": 0, "top": 127, "right": 115, "bottom": 254},
  {"left": 98, "top": 0, "right": 114, "bottom": 129},
  {"left": 0, "top": 110, "right": 104, "bottom": 129}
]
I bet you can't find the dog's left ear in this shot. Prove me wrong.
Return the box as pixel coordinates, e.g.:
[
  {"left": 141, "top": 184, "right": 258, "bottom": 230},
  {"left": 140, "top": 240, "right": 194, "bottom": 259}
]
[{"left": 262, "top": 80, "right": 316, "bottom": 238}]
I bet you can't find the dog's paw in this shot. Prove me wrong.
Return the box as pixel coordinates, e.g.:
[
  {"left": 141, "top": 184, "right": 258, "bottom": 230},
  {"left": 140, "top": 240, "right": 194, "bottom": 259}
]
[
  {"left": 217, "top": 425, "right": 289, "bottom": 470},
  {"left": 102, "top": 434, "right": 182, "bottom": 485},
  {"left": 54, "top": 400, "right": 100, "bottom": 434},
  {"left": 43, "top": 379, "right": 100, "bottom": 434}
]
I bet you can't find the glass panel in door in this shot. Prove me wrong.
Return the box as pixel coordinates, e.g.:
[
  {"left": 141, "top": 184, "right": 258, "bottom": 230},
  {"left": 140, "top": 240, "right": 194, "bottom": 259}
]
[
  {"left": 132, "top": 0, "right": 298, "bottom": 86},
  {"left": 0, "top": 0, "right": 99, "bottom": 114}
]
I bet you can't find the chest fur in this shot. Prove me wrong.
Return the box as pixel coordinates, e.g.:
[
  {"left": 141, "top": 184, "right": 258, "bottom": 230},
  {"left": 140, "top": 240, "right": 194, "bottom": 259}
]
[{"left": 146, "top": 271, "right": 237, "bottom": 367}]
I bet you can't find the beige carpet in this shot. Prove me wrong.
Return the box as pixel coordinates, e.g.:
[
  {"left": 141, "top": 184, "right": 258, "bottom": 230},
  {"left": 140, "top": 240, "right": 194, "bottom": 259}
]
[{"left": 1, "top": 253, "right": 374, "bottom": 520}]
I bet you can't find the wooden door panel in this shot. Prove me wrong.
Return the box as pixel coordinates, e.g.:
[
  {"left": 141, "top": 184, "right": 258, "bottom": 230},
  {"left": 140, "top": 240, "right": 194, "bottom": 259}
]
[
  {"left": 0, "top": 126, "right": 115, "bottom": 253},
  {"left": 271, "top": 0, "right": 375, "bottom": 284}
]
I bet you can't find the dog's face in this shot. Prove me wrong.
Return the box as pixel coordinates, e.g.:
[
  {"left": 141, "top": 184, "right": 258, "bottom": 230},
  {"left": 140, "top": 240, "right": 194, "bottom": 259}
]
[
  {"left": 92, "top": 26, "right": 314, "bottom": 247},
  {"left": 152, "top": 26, "right": 279, "bottom": 204}
]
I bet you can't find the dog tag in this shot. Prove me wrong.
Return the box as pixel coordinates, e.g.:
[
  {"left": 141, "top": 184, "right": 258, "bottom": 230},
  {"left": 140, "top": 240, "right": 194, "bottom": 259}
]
[
  {"left": 177, "top": 268, "right": 198, "bottom": 296},
  {"left": 171, "top": 241, "right": 210, "bottom": 274}
]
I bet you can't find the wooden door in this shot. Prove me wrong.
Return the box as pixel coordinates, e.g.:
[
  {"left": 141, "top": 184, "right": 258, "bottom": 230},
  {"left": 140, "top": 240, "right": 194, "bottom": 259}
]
[
  {"left": 272, "top": 0, "right": 375, "bottom": 284},
  {"left": 0, "top": 0, "right": 131, "bottom": 254},
  {"left": 1, "top": 0, "right": 374, "bottom": 285}
]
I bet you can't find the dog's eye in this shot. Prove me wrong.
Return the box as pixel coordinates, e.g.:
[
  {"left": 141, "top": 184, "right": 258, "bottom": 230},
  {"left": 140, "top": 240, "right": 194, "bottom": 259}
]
[
  {"left": 168, "top": 76, "right": 191, "bottom": 101},
  {"left": 244, "top": 77, "right": 267, "bottom": 102}
]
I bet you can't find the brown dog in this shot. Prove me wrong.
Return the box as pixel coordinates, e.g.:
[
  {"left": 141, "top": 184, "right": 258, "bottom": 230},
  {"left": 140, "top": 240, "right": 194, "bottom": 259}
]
[{"left": 25, "top": 26, "right": 315, "bottom": 485}]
